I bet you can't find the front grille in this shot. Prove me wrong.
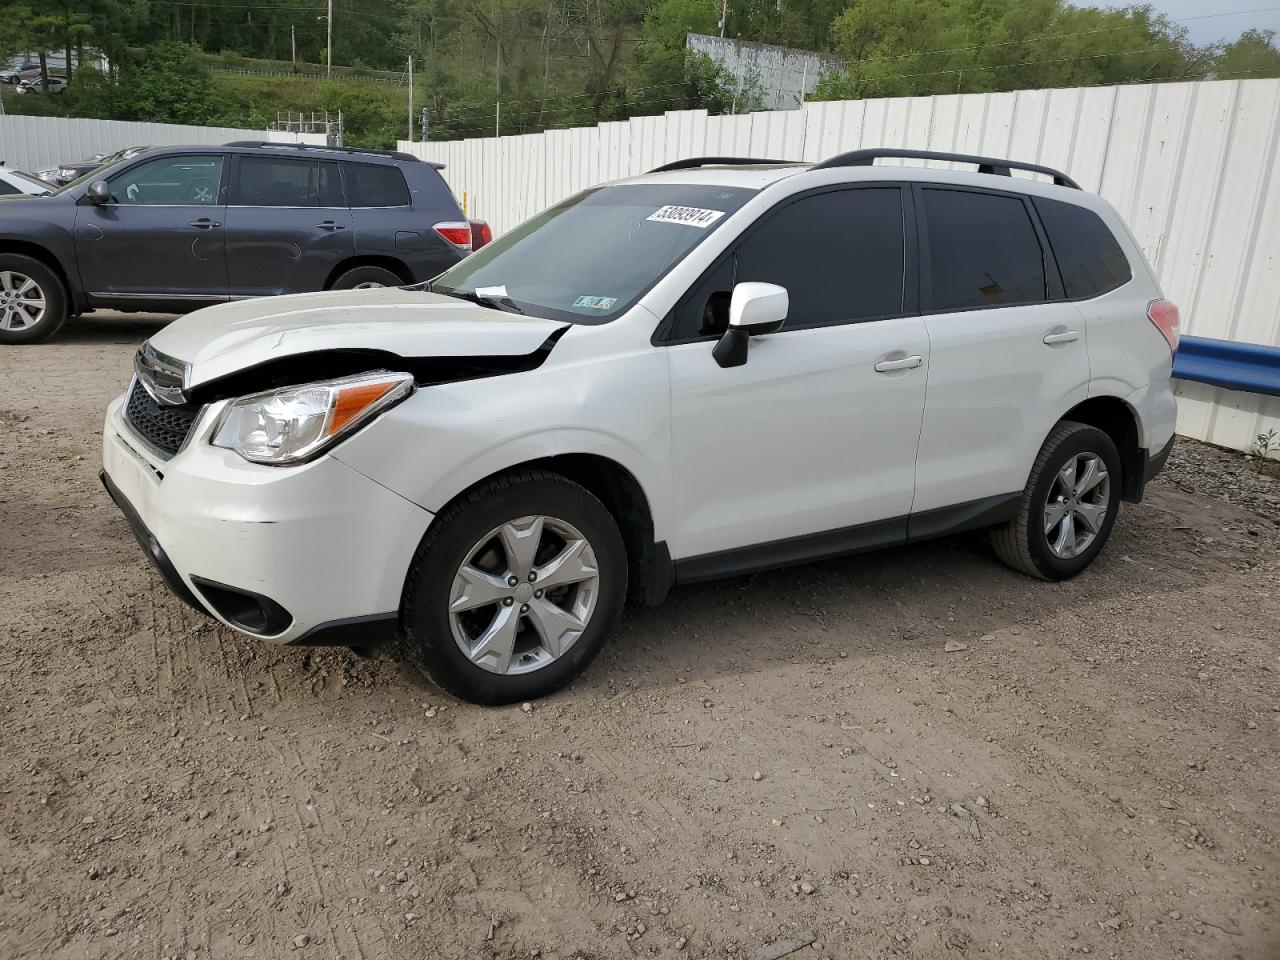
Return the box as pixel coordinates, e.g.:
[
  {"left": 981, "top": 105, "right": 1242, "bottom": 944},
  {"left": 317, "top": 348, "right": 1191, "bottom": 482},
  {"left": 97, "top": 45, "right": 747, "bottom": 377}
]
[{"left": 125, "top": 381, "right": 201, "bottom": 458}]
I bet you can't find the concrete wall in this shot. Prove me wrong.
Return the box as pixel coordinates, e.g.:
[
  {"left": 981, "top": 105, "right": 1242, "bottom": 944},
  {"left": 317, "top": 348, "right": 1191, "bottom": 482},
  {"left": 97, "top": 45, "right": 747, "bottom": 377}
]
[
  {"left": 401, "top": 79, "right": 1280, "bottom": 452},
  {"left": 0, "top": 115, "right": 325, "bottom": 174},
  {"left": 686, "top": 33, "right": 845, "bottom": 110}
]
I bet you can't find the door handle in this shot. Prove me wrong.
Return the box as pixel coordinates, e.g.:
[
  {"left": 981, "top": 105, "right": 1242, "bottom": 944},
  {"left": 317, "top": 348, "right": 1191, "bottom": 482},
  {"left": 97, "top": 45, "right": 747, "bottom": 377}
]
[
  {"left": 874, "top": 355, "right": 923, "bottom": 373},
  {"left": 189, "top": 219, "right": 220, "bottom": 229},
  {"left": 1043, "top": 330, "right": 1080, "bottom": 345},
  {"left": 316, "top": 220, "right": 346, "bottom": 231}
]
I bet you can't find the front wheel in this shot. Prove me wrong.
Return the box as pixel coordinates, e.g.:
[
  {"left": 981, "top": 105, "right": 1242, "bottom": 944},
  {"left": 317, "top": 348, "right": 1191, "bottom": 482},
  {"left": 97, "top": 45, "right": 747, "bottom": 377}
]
[
  {"left": 400, "top": 471, "right": 627, "bottom": 704},
  {"left": 0, "top": 255, "right": 68, "bottom": 344},
  {"left": 991, "top": 421, "right": 1122, "bottom": 581}
]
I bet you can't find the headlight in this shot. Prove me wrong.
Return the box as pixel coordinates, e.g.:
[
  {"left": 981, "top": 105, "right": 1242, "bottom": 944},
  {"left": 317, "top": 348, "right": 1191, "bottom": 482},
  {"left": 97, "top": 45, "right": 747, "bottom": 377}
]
[
  {"left": 58, "top": 168, "right": 76, "bottom": 178},
  {"left": 211, "top": 371, "right": 413, "bottom": 465}
]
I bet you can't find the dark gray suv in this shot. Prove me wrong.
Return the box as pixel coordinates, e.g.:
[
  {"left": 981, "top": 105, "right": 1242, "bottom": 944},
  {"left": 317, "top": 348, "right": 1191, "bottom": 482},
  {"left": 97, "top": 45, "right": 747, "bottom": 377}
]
[{"left": 0, "top": 142, "right": 486, "bottom": 343}]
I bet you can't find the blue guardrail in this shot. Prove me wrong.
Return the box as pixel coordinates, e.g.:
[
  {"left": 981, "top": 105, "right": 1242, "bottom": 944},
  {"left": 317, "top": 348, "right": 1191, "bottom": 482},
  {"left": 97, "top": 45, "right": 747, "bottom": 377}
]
[{"left": 1173, "top": 335, "right": 1280, "bottom": 398}]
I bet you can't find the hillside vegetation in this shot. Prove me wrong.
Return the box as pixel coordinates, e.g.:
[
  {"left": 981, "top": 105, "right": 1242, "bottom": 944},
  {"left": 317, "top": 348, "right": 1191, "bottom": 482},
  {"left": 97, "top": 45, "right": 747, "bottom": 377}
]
[{"left": 3, "top": 0, "right": 1279, "bottom": 147}]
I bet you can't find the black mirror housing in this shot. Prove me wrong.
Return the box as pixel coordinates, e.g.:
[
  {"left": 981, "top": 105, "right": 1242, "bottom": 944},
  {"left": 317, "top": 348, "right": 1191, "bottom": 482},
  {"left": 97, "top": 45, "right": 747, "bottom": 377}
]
[
  {"left": 85, "top": 180, "right": 110, "bottom": 204},
  {"left": 712, "top": 327, "right": 749, "bottom": 368}
]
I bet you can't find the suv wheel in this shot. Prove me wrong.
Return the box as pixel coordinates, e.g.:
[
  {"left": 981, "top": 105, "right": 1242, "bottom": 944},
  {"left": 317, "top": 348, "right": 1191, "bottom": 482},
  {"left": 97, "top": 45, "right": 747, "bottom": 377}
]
[
  {"left": 991, "top": 421, "right": 1122, "bottom": 581},
  {"left": 0, "top": 255, "right": 67, "bottom": 344},
  {"left": 331, "top": 265, "right": 403, "bottom": 290},
  {"left": 401, "top": 471, "right": 627, "bottom": 704}
]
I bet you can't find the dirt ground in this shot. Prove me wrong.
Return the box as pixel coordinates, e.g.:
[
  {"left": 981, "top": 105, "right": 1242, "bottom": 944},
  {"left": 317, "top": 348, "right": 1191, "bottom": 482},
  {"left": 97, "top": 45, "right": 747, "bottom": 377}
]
[{"left": 1, "top": 313, "right": 1277, "bottom": 960}]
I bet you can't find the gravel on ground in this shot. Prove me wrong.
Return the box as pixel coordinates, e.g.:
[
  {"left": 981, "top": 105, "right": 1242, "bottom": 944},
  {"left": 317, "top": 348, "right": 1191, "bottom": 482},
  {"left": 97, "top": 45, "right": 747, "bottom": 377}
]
[{"left": 1, "top": 313, "right": 1277, "bottom": 959}]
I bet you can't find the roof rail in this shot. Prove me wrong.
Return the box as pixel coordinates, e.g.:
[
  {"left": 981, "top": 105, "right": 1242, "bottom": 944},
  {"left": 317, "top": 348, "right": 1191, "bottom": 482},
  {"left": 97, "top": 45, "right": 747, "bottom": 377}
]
[
  {"left": 223, "top": 141, "right": 444, "bottom": 169},
  {"left": 649, "top": 156, "right": 796, "bottom": 173},
  {"left": 811, "top": 148, "right": 1080, "bottom": 189}
]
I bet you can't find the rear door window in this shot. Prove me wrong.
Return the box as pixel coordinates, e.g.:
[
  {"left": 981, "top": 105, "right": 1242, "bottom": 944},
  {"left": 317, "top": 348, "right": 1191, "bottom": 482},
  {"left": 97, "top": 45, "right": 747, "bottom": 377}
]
[
  {"left": 1034, "top": 197, "right": 1131, "bottom": 298},
  {"left": 345, "top": 163, "right": 411, "bottom": 207},
  {"left": 236, "top": 156, "right": 321, "bottom": 207},
  {"left": 921, "top": 189, "right": 1047, "bottom": 310}
]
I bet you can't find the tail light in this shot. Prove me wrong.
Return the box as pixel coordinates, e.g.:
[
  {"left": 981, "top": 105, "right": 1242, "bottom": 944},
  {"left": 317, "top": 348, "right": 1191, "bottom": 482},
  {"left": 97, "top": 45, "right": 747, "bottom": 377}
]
[
  {"left": 470, "top": 219, "right": 492, "bottom": 250},
  {"left": 433, "top": 221, "right": 473, "bottom": 251},
  {"left": 1147, "top": 299, "right": 1180, "bottom": 354}
]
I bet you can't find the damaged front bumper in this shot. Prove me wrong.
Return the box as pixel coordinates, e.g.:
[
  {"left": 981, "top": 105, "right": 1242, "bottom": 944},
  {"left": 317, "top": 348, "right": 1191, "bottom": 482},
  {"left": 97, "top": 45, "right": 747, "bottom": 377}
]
[{"left": 100, "top": 393, "right": 433, "bottom": 646}]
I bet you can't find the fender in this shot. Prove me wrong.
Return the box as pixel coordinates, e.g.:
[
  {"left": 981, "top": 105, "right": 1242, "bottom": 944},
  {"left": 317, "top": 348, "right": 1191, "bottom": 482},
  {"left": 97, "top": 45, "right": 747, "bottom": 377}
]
[
  {"left": 331, "top": 346, "right": 676, "bottom": 544},
  {"left": 0, "top": 214, "right": 83, "bottom": 307}
]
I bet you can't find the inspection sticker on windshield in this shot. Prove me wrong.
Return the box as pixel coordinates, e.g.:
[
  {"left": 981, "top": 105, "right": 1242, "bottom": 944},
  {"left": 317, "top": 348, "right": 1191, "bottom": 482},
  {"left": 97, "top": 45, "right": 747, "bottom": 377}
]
[
  {"left": 646, "top": 205, "right": 725, "bottom": 228},
  {"left": 573, "top": 295, "right": 618, "bottom": 310}
]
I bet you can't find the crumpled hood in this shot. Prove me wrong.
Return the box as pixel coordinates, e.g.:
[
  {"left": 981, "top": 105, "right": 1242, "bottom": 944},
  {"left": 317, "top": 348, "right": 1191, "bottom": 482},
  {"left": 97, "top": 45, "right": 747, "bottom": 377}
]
[{"left": 148, "top": 288, "right": 567, "bottom": 388}]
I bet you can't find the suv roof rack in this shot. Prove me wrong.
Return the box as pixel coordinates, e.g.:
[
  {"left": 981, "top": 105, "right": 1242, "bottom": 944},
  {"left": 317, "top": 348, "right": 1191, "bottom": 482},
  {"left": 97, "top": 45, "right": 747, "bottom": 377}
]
[
  {"left": 649, "top": 156, "right": 797, "bottom": 173},
  {"left": 811, "top": 148, "right": 1080, "bottom": 189},
  {"left": 223, "top": 141, "right": 444, "bottom": 169}
]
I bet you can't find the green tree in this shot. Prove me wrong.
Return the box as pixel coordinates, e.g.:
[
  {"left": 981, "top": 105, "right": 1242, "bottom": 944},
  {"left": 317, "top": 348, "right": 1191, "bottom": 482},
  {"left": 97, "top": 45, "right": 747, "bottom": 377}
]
[
  {"left": 631, "top": 0, "right": 737, "bottom": 114},
  {"left": 1214, "top": 28, "right": 1280, "bottom": 79},
  {"left": 112, "top": 42, "right": 218, "bottom": 124},
  {"left": 812, "top": 0, "right": 1205, "bottom": 100}
]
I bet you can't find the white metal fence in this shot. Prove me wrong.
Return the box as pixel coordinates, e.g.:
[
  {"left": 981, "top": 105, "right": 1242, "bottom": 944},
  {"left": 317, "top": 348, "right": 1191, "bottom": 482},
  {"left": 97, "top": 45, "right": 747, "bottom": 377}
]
[
  {"left": 0, "top": 115, "right": 325, "bottom": 174},
  {"left": 401, "top": 79, "right": 1280, "bottom": 452}
]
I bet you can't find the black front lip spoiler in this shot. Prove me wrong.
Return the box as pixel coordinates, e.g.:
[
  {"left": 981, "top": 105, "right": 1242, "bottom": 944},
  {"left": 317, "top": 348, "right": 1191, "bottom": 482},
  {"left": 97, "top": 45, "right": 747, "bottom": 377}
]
[{"left": 99, "top": 469, "right": 208, "bottom": 617}]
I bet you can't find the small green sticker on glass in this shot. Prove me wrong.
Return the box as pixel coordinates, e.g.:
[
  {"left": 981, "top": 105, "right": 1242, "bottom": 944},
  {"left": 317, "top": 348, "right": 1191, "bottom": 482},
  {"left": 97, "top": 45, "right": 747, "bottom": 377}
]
[{"left": 573, "top": 295, "right": 618, "bottom": 310}]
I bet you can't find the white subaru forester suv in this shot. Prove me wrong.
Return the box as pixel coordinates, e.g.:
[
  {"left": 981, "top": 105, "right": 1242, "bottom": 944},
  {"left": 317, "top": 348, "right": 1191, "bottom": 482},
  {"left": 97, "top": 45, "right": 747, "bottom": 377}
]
[{"left": 101, "top": 149, "right": 1179, "bottom": 704}]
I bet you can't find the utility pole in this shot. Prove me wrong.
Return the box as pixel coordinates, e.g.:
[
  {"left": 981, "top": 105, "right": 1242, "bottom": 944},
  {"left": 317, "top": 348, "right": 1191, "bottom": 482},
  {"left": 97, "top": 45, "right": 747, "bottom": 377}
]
[
  {"left": 407, "top": 56, "right": 414, "bottom": 142},
  {"left": 291, "top": 25, "right": 296, "bottom": 70},
  {"left": 326, "top": 0, "right": 333, "bottom": 78},
  {"left": 495, "top": 100, "right": 500, "bottom": 139}
]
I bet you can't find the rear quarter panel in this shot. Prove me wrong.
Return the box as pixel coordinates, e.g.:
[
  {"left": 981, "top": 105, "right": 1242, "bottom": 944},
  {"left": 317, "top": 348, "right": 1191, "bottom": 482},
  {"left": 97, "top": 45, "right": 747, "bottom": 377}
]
[{"left": 1081, "top": 202, "right": 1174, "bottom": 399}]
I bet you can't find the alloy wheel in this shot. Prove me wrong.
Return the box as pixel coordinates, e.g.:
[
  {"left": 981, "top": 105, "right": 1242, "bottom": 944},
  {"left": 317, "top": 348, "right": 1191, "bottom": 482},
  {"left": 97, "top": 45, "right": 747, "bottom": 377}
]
[
  {"left": 1043, "top": 452, "right": 1111, "bottom": 559},
  {"left": 0, "top": 271, "right": 46, "bottom": 331},
  {"left": 448, "top": 515, "right": 601, "bottom": 675},
  {"left": 352, "top": 281, "right": 386, "bottom": 289}
]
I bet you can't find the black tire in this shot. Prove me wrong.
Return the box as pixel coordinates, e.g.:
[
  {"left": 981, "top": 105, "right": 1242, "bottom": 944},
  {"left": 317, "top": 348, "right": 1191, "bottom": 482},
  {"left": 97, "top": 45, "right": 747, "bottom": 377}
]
[
  {"left": 990, "top": 421, "right": 1123, "bottom": 581},
  {"left": 0, "top": 254, "right": 68, "bottom": 344},
  {"left": 330, "top": 265, "right": 404, "bottom": 290},
  {"left": 400, "top": 471, "right": 627, "bottom": 705}
]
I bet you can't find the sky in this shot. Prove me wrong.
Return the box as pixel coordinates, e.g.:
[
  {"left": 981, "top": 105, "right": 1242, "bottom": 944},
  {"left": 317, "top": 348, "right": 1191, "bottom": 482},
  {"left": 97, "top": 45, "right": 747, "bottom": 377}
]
[{"left": 1096, "top": 1, "right": 1280, "bottom": 44}]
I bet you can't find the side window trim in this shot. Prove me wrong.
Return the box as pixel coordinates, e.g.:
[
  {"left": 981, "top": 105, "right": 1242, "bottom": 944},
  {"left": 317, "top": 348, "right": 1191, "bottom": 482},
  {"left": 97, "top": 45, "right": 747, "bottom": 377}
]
[
  {"left": 913, "top": 182, "right": 1063, "bottom": 315},
  {"left": 655, "top": 182, "right": 917, "bottom": 346}
]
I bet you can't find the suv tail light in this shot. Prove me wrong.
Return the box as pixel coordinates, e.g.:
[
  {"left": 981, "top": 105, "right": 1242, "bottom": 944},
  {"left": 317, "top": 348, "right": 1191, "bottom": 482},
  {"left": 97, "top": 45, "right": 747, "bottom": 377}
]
[
  {"left": 1147, "top": 299, "right": 1180, "bottom": 354},
  {"left": 433, "top": 221, "right": 473, "bottom": 251},
  {"left": 470, "top": 219, "right": 492, "bottom": 250}
]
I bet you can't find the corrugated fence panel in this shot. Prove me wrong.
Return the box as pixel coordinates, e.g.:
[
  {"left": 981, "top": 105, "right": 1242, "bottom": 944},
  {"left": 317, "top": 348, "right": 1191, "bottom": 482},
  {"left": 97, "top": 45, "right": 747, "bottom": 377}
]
[
  {"left": 399, "top": 79, "right": 1280, "bottom": 450},
  {"left": 0, "top": 114, "right": 322, "bottom": 172}
]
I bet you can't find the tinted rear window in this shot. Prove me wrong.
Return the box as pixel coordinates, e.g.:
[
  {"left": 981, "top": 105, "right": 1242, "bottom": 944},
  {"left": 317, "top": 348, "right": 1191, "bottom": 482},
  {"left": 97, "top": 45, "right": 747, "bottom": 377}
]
[
  {"left": 237, "top": 156, "right": 326, "bottom": 207},
  {"left": 923, "top": 189, "right": 1047, "bottom": 310},
  {"left": 346, "top": 163, "right": 410, "bottom": 207},
  {"left": 1035, "top": 197, "right": 1131, "bottom": 298}
]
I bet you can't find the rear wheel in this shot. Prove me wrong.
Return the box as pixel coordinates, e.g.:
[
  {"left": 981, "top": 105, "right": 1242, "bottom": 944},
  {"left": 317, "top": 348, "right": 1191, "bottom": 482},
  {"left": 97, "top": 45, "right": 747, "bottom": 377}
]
[
  {"left": 401, "top": 471, "right": 627, "bottom": 704},
  {"left": 331, "top": 265, "right": 403, "bottom": 290},
  {"left": 0, "top": 254, "right": 67, "bottom": 344},
  {"left": 991, "top": 421, "right": 1122, "bottom": 580}
]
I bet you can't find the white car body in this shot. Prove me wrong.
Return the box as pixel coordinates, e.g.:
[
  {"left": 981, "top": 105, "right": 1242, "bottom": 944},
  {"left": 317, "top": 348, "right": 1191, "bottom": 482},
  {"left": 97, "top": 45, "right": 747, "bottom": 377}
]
[
  {"left": 0, "top": 167, "right": 53, "bottom": 197},
  {"left": 101, "top": 155, "right": 1177, "bottom": 670}
]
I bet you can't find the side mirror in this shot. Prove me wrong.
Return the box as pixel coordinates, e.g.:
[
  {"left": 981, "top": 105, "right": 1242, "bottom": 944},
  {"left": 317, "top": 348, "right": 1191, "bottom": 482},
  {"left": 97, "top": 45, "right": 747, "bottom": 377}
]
[
  {"left": 712, "top": 282, "right": 789, "bottom": 369},
  {"left": 85, "top": 180, "right": 110, "bottom": 204}
]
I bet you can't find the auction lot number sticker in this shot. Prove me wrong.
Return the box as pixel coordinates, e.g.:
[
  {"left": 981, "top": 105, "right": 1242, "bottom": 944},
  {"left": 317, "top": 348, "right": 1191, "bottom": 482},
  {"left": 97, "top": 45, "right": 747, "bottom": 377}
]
[{"left": 646, "top": 205, "right": 725, "bottom": 228}]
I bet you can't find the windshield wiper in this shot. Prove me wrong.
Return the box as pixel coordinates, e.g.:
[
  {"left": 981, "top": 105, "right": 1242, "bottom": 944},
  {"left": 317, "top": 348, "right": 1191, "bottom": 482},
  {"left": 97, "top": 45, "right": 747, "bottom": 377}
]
[{"left": 445, "top": 289, "right": 525, "bottom": 315}]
